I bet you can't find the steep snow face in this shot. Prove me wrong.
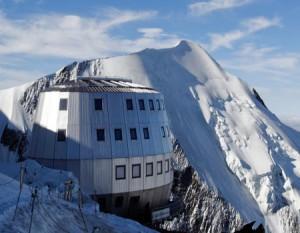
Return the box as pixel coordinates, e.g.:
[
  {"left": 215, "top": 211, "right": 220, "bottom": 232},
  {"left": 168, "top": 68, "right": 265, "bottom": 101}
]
[{"left": 2, "top": 40, "right": 300, "bottom": 232}]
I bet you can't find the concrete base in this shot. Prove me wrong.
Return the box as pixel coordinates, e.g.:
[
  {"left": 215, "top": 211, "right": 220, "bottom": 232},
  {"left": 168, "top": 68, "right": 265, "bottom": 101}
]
[{"left": 92, "top": 183, "right": 172, "bottom": 220}]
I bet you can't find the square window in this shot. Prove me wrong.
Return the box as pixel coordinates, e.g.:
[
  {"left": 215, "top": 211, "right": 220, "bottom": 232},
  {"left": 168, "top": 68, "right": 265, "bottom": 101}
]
[
  {"left": 130, "top": 128, "right": 137, "bottom": 140},
  {"left": 143, "top": 127, "right": 150, "bottom": 140},
  {"left": 161, "top": 126, "right": 166, "bottom": 138},
  {"left": 132, "top": 164, "right": 141, "bottom": 178},
  {"left": 94, "top": 98, "right": 102, "bottom": 110},
  {"left": 116, "top": 165, "right": 126, "bottom": 180},
  {"left": 157, "top": 161, "right": 163, "bottom": 175},
  {"left": 126, "top": 99, "right": 133, "bottom": 110},
  {"left": 96, "top": 129, "right": 105, "bottom": 141},
  {"left": 57, "top": 129, "right": 66, "bottom": 141},
  {"left": 146, "top": 162, "right": 153, "bottom": 177},
  {"left": 138, "top": 99, "right": 145, "bottom": 110},
  {"left": 149, "top": 99, "right": 154, "bottom": 111},
  {"left": 114, "top": 129, "right": 123, "bottom": 141},
  {"left": 59, "top": 99, "right": 68, "bottom": 111},
  {"left": 165, "top": 159, "right": 170, "bottom": 173},
  {"left": 156, "top": 99, "right": 161, "bottom": 110},
  {"left": 115, "top": 196, "right": 124, "bottom": 208}
]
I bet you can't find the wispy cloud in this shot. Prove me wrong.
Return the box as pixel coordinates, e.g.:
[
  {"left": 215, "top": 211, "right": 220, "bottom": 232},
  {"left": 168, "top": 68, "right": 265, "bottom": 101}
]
[
  {"left": 208, "top": 17, "right": 281, "bottom": 51},
  {"left": 188, "top": 0, "right": 253, "bottom": 16},
  {"left": 0, "top": 8, "right": 179, "bottom": 59},
  {"left": 221, "top": 43, "right": 300, "bottom": 78}
]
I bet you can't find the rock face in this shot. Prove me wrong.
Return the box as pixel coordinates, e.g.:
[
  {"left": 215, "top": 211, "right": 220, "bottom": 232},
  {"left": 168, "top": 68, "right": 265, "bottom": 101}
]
[
  {"left": 1, "top": 40, "right": 300, "bottom": 232},
  {"left": 161, "top": 141, "right": 244, "bottom": 233}
]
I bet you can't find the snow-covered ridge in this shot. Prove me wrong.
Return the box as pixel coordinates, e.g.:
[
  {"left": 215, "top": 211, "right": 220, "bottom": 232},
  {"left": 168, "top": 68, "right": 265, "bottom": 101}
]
[{"left": 1, "top": 40, "right": 300, "bottom": 232}]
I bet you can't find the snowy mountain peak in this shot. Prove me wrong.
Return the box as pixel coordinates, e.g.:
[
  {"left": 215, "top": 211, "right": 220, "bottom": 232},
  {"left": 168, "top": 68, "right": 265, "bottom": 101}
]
[{"left": 1, "top": 40, "right": 300, "bottom": 232}]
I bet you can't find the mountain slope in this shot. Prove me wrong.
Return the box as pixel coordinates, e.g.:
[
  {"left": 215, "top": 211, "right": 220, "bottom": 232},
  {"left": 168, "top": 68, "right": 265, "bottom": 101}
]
[{"left": 1, "top": 40, "right": 300, "bottom": 232}]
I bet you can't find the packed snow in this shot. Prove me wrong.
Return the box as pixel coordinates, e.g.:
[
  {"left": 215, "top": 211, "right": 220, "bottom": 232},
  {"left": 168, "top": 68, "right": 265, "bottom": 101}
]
[
  {"left": 1, "top": 40, "right": 300, "bottom": 232},
  {"left": 0, "top": 159, "right": 157, "bottom": 233}
]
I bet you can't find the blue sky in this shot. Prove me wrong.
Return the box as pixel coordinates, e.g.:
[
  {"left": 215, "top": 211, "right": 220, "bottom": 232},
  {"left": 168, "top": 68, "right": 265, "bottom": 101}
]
[{"left": 0, "top": 0, "right": 299, "bottom": 126}]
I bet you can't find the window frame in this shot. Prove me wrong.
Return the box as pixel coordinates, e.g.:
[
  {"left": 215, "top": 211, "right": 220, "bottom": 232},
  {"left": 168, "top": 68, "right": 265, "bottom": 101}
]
[
  {"left": 130, "top": 128, "right": 137, "bottom": 140},
  {"left": 165, "top": 159, "right": 170, "bottom": 173},
  {"left": 156, "top": 99, "right": 161, "bottom": 110},
  {"left": 57, "top": 129, "right": 66, "bottom": 142},
  {"left": 138, "top": 99, "right": 145, "bottom": 111},
  {"left": 126, "top": 98, "right": 133, "bottom": 110},
  {"left": 59, "top": 98, "right": 68, "bottom": 111},
  {"left": 94, "top": 98, "right": 103, "bottom": 111},
  {"left": 115, "top": 165, "right": 126, "bottom": 180},
  {"left": 114, "top": 128, "right": 123, "bottom": 141},
  {"left": 149, "top": 99, "right": 154, "bottom": 111},
  {"left": 157, "top": 161, "right": 163, "bottom": 175},
  {"left": 132, "top": 164, "right": 141, "bottom": 179},
  {"left": 143, "top": 127, "right": 150, "bottom": 140},
  {"left": 146, "top": 162, "right": 153, "bottom": 177},
  {"left": 96, "top": 128, "right": 105, "bottom": 141},
  {"left": 161, "top": 126, "right": 166, "bottom": 138}
]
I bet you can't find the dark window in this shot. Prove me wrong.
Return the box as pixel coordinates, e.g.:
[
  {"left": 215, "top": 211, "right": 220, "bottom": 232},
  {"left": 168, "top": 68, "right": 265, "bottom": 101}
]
[
  {"left": 138, "top": 99, "right": 145, "bottom": 110},
  {"left": 59, "top": 99, "right": 68, "bottom": 111},
  {"left": 129, "top": 196, "right": 140, "bottom": 206},
  {"left": 94, "top": 98, "right": 102, "bottom": 110},
  {"left": 143, "top": 127, "right": 150, "bottom": 140},
  {"left": 149, "top": 99, "right": 154, "bottom": 111},
  {"left": 126, "top": 99, "right": 133, "bottom": 110},
  {"left": 157, "top": 99, "right": 161, "bottom": 110},
  {"left": 114, "top": 129, "right": 122, "bottom": 141},
  {"left": 130, "top": 128, "right": 137, "bottom": 140},
  {"left": 165, "top": 159, "right": 170, "bottom": 173},
  {"left": 115, "top": 196, "right": 124, "bottom": 208},
  {"left": 116, "top": 165, "right": 126, "bottom": 180},
  {"left": 146, "top": 162, "right": 153, "bottom": 177},
  {"left": 57, "top": 129, "right": 66, "bottom": 141},
  {"left": 96, "top": 129, "right": 105, "bottom": 141},
  {"left": 161, "top": 126, "right": 166, "bottom": 138},
  {"left": 157, "top": 161, "right": 163, "bottom": 175},
  {"left": 132, "top": 164, "right": 141, "bottom": 178}
]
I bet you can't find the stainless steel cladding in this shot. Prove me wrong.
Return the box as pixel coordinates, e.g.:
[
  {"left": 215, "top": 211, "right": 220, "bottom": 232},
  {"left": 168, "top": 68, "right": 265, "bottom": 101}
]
[{"left": 29, "top": 77, "right": 173, "bottom": 216}]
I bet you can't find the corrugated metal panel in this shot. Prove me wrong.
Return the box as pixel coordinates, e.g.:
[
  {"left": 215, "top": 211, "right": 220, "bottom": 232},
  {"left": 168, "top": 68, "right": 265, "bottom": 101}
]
[
  {"left": 93, "top": 159, "right": 112, "bottom": 194},
  {"left": 80, "top": 159, "right": 94, "bottom": 193},
  {"left": 139, "top": 123, "right": 156, "bottom": 156},
  {"left": 79, "top": 93, "right": 93, "bottom": 159},
  {"left": 143, "top": 155, "right": 156, "bottom": 190},
  {"left": 128, "top": 156, "right": 144, "bottom": 192},
  {"left": 152, "top": 125, "right": 163, "bottom": 155},
  {"left": 91, "top": 125, "right": 112, "bottom": 159},
  {"left": 109, "top": 124, "right": 129, "bottom": 158},
  {"left": 136, "top": 93, "right": 150, "bottom": 124},
  {"left": 66, "top": 160, "right": 80, "bottom": 179},
  {"left": 112, "top": 158, "right": 129, "bottom": 194},
  {"left": 125, "top": 124, "right": 143, "bottom": 157}
]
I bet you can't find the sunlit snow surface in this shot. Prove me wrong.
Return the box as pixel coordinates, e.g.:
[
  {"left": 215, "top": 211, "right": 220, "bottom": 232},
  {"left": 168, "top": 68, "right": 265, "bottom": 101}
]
[
  {"left": 1, "top": 40, "right": 300, "bottom": 232},
  {"left": 0, "top": 161, "right": 156, "bottom": 233}
]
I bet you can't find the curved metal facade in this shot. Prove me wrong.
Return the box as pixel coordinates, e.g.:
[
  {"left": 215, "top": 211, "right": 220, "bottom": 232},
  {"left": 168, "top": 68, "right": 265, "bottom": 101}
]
[{"left": 29, "top": 79, "right": 173, "bottom": 214}]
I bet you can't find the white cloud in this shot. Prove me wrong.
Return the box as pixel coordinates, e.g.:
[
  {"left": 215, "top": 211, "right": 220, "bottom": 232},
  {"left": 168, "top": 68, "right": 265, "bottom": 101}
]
[
  {"left": 0, "top": 9, "right": 179, "bottom": 59},
  {"left": 208, "top": 17, "right": 280, "bottom": 51},
  {"left": 189, "top": 0, "right": 253, "bottom": 16},
  {"left": 221, "top": 43, "right": 300, "bottom": 78}
]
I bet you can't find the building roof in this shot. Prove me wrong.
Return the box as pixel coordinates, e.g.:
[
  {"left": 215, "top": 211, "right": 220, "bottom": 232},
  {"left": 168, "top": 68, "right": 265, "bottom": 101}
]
[{"left": 42, "top": 77, "right": 158, "bottom": 93}]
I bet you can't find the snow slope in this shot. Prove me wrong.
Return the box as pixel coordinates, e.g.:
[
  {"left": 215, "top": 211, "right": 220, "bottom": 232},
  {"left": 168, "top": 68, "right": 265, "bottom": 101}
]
[
  {"left": 1, "top": 40, "right": 300, "bottom": 232},
  {"left": 0, "top": 161, "right": 157, "bottom": 233}
]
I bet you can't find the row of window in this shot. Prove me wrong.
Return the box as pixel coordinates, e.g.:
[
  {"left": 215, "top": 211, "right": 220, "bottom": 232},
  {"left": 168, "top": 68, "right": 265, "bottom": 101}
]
[
  {"left": 59, "top": 98, "right": 165, "bottom": 112},
  {"left": 57, "top": 126, "right": 170, "bottom": 142},
  {"left": 115, "top": 159, "right": 170, "bottom": 180}
]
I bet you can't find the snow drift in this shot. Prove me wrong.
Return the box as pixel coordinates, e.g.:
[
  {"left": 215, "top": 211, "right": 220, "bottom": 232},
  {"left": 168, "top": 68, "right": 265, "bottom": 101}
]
[{"left": 1, "top": 40, "right": 300, "bottom": 232}]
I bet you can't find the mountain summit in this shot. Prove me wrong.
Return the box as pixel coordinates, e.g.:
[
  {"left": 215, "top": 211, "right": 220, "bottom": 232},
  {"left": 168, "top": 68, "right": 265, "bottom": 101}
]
[{"left": 1, "top": 40, "right": 300, "bottom": 232}]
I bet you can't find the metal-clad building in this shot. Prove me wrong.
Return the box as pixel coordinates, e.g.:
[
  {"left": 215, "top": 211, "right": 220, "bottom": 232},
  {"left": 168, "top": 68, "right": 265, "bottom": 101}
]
[{"left": 29, "top": 77, "right": 173, "bottom": 216}]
